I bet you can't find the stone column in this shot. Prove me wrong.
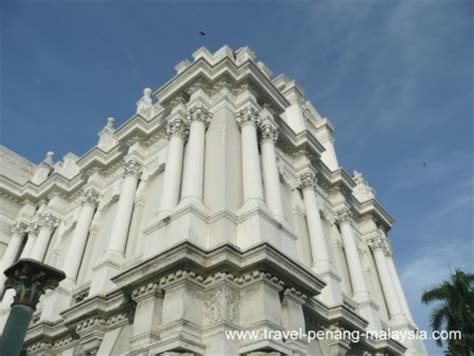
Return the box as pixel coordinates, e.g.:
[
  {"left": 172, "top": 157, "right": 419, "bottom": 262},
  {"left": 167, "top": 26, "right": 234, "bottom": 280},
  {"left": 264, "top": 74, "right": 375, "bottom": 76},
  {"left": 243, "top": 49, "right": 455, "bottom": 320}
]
[
  {"left": 299, "top": 172, "right": 343, "bottom": 306},
  {"left": 180, "top": 106, "right": 211, "bottom": 203},
  {"left": 336, "top": 209, "right": 370, "bottom": 303},
  {"left": 368, "top": 235, "right": 406, "bottom": 324},
  {"left": 385, "top": 246, "right": 414, "bottom": 322},
  {"left": 260, "top": 124, "right": 285, "bottom": 221},
  {"left": 236, "top": 106, "right": 264, "bottom": 205},
  {"left": 105, "top": 159, "right": 142, "bottom": 259},
  {"left": 299, "top": 172, "right": 332, "bottom": 272},
  {"left": 158, "top": 118, "right": 189, "bottom": 215},
  {"left": 0, "top": 221, "right": 28, "bottom": 295},
  {"left": 30, "top": 214, "right": 60, "bottom": 262},
  {"left": 63, "top": 188, "right": 100, "bottom": 284},
  {"left": 19, "top": 223, "right": 39, "bottom": 259}
]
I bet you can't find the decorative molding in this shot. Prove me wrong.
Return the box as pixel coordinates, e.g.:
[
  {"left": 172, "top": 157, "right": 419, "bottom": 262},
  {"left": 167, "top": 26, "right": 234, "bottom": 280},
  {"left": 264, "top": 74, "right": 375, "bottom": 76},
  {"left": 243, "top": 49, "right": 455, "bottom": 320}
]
[
  {"left": 131, "top": 282, "right": 162, "bottom": 302},
  {"left": 204, "top": 285, "right": 239, "bottom": 325}
]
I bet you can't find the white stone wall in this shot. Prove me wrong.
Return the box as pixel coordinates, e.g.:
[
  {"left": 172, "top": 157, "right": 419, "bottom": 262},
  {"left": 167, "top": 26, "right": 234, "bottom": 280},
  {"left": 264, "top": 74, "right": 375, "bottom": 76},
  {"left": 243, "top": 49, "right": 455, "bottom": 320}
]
[{"left": 0, "top": 45, "right": 425, "bottom": 355}]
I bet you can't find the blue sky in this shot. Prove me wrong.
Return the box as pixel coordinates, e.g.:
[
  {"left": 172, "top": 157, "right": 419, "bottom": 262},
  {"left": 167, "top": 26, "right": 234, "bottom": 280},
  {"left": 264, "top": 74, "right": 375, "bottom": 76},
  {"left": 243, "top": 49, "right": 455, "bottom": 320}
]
[{"left": 1, "top": 0, "right": 472, "bottom": 353}]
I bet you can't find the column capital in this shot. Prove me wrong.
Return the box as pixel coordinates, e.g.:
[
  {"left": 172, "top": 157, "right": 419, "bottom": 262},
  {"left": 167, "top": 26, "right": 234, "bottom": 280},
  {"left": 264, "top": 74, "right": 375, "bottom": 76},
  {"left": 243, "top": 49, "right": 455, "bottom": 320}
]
[
  {"left": 122, "top": 159, "right": 143, "bottom": 178},
  {"left": 28, "top": 222, "right": 41, "bottom": 236},
  {"left": 166, "top": 118, "right": 189, "bottom": 140},
  {"left": 79, "top": 188, "right": 101, "bottom": 207},
  {"left": 236, "top": 106, "right": 260, "bottom": 128},
  {"left": 336, "top": 208, "right": 353, "bottom": 224},
  {"left": 260, "top": 124, "right": 278, "bottom": 144},
  {"left": 37, "top": 214, "right": 60, "bottom": 229},
  {"left": 4, "top": 259, "right": 65, "bottom": 309},
  {"left": 367, "top": 235, "right": 385, "bottom": 251},
  {"left": 187, "top": 105, "right": 212, "bottom": 126},
  {"left": 10, "top": 221, "right": 29, "bottom": 236},
  {"left": 298, "top": 171, "right": 318, "bottom": 191}
]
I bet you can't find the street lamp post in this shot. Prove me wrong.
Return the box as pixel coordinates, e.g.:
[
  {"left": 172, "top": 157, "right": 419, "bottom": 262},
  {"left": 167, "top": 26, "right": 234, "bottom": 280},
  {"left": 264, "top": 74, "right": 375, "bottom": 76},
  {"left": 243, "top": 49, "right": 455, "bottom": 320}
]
[{"left": 0, "top": 258, "right": 65, "bottom": 356}]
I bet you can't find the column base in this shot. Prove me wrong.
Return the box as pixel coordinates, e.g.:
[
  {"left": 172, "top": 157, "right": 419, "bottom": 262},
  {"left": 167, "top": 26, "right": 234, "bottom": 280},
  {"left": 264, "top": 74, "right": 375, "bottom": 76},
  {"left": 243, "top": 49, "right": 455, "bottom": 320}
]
[
  {"left": 40, "top": 283, "right": 73, "bottom": 322},
  {"left": 237, "top": 198, "right": 270, "bottom": 217},
  {"left": 177, "top": 197, "right": 208, "bottom": 213},
  {"left": 357, "top": 299, "right": 382, "bottom": 331},
  {"left": 89, "top": 254, "right": 122, "bottom": 296},
  {"left": 314, "top": 266, "right": 343, "bottom": 307}
]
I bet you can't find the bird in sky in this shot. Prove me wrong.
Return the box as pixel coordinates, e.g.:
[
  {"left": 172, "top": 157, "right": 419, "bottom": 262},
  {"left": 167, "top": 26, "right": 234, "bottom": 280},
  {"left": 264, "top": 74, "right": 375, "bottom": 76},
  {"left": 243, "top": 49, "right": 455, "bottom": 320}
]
[
  {"left": 198, "top": 31, "right": 206, "bottom": 36},
  {"left": 422, "top": 162, "right": 427, "bottom": 167}
]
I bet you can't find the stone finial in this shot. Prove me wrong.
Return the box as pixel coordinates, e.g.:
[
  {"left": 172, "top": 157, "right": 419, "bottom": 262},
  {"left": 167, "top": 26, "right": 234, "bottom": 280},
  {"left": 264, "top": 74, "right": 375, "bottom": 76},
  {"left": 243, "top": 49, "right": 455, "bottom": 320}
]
[
  {"left": 105, "top": 117, "right": 115, "bottom": 131},
  {"left": 98, "top": 117, "right": 118, "bottom": 152},
  {"left": 43, "top": 151, "right": 54, "bottom": 166},
  {"left": 353, "top": 170, "right": 364, "bottom": 184},
  {"left": 136, "top": 88, "right": 155, "bottom": 118},
  {"left": 352, "top": 170, "right": 376, "bottom": 201}
]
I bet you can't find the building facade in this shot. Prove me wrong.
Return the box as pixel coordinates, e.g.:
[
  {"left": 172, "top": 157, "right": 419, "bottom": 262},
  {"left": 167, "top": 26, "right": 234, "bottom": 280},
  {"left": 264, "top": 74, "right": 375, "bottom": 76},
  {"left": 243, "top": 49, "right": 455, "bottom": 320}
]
[{"left": 0, "top": 46, "right": 426, "bottom": 355}]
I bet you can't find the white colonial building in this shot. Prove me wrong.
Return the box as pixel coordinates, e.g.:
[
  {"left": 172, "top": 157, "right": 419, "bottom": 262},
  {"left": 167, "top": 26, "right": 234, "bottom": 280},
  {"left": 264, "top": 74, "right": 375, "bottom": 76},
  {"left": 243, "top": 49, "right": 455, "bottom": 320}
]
[{"left": 0, "top": 46, "right": 426, "bottom": 355}]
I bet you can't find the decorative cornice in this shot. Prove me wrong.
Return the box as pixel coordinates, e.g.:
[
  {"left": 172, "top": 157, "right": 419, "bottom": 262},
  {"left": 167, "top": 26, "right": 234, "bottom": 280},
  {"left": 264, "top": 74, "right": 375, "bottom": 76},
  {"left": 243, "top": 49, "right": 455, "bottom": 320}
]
[
  {"left": 79, "top": 188, "right": 100, "bottom": 207},
  {"left": 131, "top": 282, "right": 162, "bottom": 302},
  {"left": 187, "top": 105, "right": 212, "bottom": 126},
  {"left": 122, "top": 159, "right": 142, "bottom": 178},
  {"left": 10, "top": 220, "right": 29, "bottom": 236},
  {"left": 212, "top": 78, "right": 234, "bottom": 93},
  {"left": 169, "top": 95, "right": 186, "bottom": 107},
  {"left": 166, "top": 118, "right": 189, "bottom": 140},
  {"left": 299, "top": 171, "right": 317, "bottom": 191},
  {"left": 236, "top": 106, "right": 260, "bottom": 128},
  {"left": 186, "top": 79, "right": 210, "bottom": 95},
  {"left": 260, "top": 124, "right": 278, "bottom": 143}
]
